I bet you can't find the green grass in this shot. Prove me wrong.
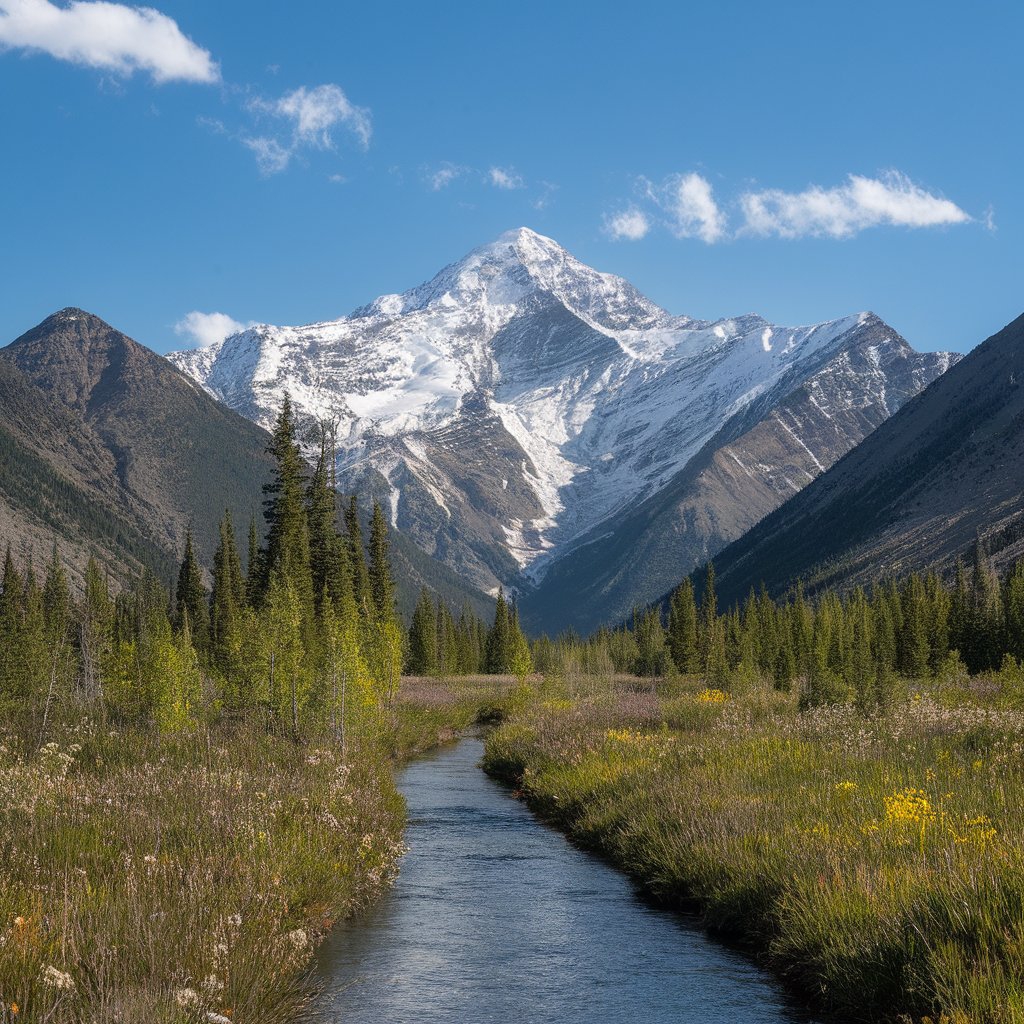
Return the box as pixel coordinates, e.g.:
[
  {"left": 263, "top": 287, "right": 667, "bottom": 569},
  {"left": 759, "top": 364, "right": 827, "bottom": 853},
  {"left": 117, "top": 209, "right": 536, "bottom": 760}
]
[
  {"left": 0, "top": 676, "right": 507, "bottom": 1023},
  {"left": 484, "top": 675, "right": 1024, "bottom": 1024}
]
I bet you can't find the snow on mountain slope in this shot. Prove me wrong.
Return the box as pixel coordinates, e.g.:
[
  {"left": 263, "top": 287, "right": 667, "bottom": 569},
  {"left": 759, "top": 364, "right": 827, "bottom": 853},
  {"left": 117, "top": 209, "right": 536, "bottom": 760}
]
[{"left": 170, "top": 228, "right": 955, "bottom": 602}]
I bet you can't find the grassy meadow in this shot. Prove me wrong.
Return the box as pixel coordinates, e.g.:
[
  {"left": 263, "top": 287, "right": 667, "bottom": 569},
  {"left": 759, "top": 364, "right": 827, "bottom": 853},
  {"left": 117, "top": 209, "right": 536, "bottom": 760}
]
[
  {"left": 0, "top": 676, "right": 509, "bottom": 1024},
  {"left": 483, "top": 670, "right": 1024, "bottom": 1024}
]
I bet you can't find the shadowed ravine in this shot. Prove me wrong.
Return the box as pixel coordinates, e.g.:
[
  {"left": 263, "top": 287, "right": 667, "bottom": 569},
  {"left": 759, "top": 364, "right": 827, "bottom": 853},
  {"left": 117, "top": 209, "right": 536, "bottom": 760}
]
[{"left": 315, "top": 737, "right": 817, "bottom": 1023}]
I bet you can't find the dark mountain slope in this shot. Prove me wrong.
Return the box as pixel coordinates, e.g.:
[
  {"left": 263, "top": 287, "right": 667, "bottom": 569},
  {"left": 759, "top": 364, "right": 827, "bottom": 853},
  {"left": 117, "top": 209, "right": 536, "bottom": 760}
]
[
  {"left": 707, "top": 313, "right": 1024, "bottom": 607},
  {"left": 0, "top": 309, "right": 492, "bottom": 617}
]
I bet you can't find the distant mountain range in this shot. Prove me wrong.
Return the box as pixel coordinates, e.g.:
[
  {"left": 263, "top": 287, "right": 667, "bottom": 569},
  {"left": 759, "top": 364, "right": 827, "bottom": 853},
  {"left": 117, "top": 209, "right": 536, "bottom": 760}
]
[
  {"left": 0, "top": 309, "right": 491, "bottom": 617},
  {"left": 170, "top": 228, "right": 956, "bottom": 632},
  {"left": 705, "top": 313, "right": 1024, "bottom": 607}
]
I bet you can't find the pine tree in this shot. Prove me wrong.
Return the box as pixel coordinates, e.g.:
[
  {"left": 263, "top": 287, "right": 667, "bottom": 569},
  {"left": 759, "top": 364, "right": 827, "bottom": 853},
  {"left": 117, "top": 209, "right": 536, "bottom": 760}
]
[
  {"left": 210, "top": 511, "right": 246, "bottom": 672},
  {"left": 368, "top": 502, "right": 396, "bottom": 623},
  {"left": 1006, "top": 559, "right": 1024, "bottom": 662},
  {"left": 175, "top": 529, "right": 210, "bottom": 653},
  {"left": 407, "top": 588, "right": 438, "bottom": 675},
  {"left": 345, "top": 496, "right": 371, "bottom": 616},
  {"left": 307, "top": 431, "right": 350, "bottom": 611},
  {"left": 262, "top": 395, "right": 314, "bottom": 610},
  {"left": 667, "top": 579, "right": 699, "bottom": 674},
  {"left": 633, "top": 607, "right": 668, "bottom": 677},
  {"left": 246, "top": 516, "right": 263, "bottom": 608},
  {"left": 486, "top": 589, "right": 513, "bottom": 674},
  {"left": 42, "top": 544, "right": 70, "bottom": 639},
  {"left": 509, "top": 600, "right": 533, "bottom": 682}
]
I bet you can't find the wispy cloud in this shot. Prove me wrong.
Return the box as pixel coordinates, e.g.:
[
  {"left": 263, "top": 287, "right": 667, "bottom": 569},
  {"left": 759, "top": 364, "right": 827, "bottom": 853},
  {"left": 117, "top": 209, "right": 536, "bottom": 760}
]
[
  {"left": 603, "top": 207, "right": 650, "bottom": 241},
  {"left": 607, "top": 169, "right": 975, "bottom": 244},
  {"left": 488, "top": 166, "right": 524, "bottom": 190},
  {"left": 740, "top": 171, "right": 971, "bottom": 239},
  {"left": 643, "top": 173, "right": 726, "bottom": 243},
  {"left": 244, "top": 83, "right": 371, "bottom": 175},
  {"left": 0, "top": 0, "right": 218, "bottom": 83},
  {"left": 425, "top": 161, "right": 468, "bottom": 191},
  {"left": 174, "top": 311, "right": 254, "bottom": 349}
]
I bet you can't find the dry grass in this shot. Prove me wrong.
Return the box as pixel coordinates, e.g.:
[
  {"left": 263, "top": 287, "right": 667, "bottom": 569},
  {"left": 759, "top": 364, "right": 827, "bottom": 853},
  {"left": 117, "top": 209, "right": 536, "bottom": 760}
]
[{"left": 0, "top": 676, "right": 508, "bottom": 1023}]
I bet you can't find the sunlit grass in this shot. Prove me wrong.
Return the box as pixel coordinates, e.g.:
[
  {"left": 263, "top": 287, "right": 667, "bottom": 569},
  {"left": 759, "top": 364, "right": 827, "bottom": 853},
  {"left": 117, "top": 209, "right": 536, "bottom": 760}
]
[
  {"left": 484, "top": 674, "right": 1024, "bottom": 1023},
  {"left": 0, "top": 676, "right": 507, "bottom": 1023}
]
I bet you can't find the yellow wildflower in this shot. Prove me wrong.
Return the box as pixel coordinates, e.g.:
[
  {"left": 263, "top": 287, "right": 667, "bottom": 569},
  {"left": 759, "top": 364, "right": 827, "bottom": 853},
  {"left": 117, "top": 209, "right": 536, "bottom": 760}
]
[{"left": 696, "top": 688, "right": 728, "bottom": 704}]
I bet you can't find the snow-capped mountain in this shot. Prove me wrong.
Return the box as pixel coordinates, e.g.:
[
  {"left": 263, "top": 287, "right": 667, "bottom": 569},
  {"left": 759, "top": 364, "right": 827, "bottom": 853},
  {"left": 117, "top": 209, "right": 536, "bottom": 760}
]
[{"left": 170, "top": 228, "right": 956, "bottom": 625}]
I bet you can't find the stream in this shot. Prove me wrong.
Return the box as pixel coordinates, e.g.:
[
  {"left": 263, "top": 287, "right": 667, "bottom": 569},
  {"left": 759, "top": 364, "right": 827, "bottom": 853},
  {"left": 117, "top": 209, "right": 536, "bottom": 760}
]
[{"left": 316, "top": 737, "right": 817, "bottom": 1023}]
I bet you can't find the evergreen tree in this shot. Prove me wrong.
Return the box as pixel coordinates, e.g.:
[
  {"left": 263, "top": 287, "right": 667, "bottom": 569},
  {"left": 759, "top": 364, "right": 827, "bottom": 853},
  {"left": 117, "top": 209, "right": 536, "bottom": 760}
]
[
  {"left": 210, "top": 511, "right": 246, "bottom": 672},
  {"left": 368, "top": 502, "right": 396, "bottom": 623},
  {"left": 345, "top": 496, "right": 371, "bottom": 616},
  {"left": 407, "top": 588, "right": 438, "bottom": 675},
  {"left": 307, "top": 432, "right": 350, "bottom": 611},
  {"left": 667, "top": 579, "right": 699, "bottom": 674},
  {"left": 1007, "top": 559, "right": 1024, "bottom": 662},
  {"left": 246, "top": 516, "right": 263, "bottom": 608},
  {"left": 175, "top": 529, "right": 210, "bottom": 653},
  {"left": 262, "top": 394, "right": 314, "bottom": 610},
  {"left": 486, "top": 589, "right": 513, "bottom": 674}
]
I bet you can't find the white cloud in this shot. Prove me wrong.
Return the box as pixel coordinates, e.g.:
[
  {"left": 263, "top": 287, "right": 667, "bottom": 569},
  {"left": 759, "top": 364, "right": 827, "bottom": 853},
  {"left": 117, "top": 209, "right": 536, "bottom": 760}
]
[
  {"left": 174, "top": 311, "right": 254, "bottom": 349},
  {"left": 0, "top": 0, "right": 218, "bottom": 83},
  {"left": 488, "top": 166, "right": 524, "bottom": 190},
  {"left": 244, "top": 83, "right": 371, "bottom": 174},
  {"left": 243, "top": 136, "right": 290, "bottom": 175},
  {"left": 740, "top": 171, "right": 971, "bottom": 239},
  {"left": 603, "top": 207, "right": 650, "bottom": 241},
  {"left": 644, "top": 172, "right": 726, "bottom": 243},
  {"left": 426, "top": 162, "right": 467, "bottom": 190}
]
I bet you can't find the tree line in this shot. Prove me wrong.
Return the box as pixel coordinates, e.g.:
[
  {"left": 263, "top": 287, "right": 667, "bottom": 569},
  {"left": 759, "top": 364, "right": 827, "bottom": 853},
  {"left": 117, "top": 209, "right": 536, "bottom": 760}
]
[
  {"left": 531, "top": 543, "right": 1024, "bottom": 707},
  {"left": 0, "top": 396, "right": 403, "bottom": 742}
]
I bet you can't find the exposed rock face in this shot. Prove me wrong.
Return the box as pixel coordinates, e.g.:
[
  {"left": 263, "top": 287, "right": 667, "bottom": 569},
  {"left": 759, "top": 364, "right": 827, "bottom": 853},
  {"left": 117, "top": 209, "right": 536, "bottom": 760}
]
[
  {"left": 705, "top": 313, "right": 1024, "bottom": 608},
  {"left": 170, "top": 228, "right": 955, "bottom": 630}
]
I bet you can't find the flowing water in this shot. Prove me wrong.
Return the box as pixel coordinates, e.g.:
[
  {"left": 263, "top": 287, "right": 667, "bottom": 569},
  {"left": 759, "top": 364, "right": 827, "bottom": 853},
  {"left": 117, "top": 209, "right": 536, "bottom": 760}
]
[{"left": 316, "top": 738, "right": 816, "bottom": 1023}]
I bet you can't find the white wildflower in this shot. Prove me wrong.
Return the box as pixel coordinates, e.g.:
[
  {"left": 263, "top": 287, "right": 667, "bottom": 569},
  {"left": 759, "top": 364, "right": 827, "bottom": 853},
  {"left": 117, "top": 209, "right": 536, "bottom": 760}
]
[
  {"left": 41, "top": 965, "right": 75, "bottom": 991},
  {"left": 174, "top": 988, "right": 201, "bottom": 1008}
]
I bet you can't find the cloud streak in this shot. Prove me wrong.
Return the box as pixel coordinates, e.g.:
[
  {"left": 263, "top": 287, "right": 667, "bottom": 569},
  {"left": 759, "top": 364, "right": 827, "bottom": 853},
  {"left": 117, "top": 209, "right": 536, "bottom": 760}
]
[
  {"left": 739, "top": 171, "right": 972, "bottom": 238},
  {"left": 607, "top": 170, "right": 974, "bottom": 243},
  {"left": 0, "top": 0, "right": 218, "bottom": 83}
]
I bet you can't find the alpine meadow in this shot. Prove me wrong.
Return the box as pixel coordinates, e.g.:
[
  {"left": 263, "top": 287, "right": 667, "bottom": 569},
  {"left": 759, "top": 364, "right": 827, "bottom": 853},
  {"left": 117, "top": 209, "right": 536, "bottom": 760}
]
[{"left": 0, "top": 2, "right": 1022, "bottom": 1023}]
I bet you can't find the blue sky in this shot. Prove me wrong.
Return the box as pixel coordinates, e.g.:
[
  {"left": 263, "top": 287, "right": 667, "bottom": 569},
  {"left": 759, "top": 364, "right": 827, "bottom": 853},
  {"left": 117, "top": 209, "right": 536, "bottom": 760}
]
[{"left": 0, "top": 0, "right": 1020, "bottom": 355}]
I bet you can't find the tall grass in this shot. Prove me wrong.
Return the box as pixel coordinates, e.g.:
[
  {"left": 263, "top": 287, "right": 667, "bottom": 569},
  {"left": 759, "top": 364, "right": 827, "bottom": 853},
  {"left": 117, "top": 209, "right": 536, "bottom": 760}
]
[
  {"left": 0, "top": 676, "right": 502, "bottom": 1023},
  {"left": 484, "top": 675, "right": 1024, "bottom": 1023}
]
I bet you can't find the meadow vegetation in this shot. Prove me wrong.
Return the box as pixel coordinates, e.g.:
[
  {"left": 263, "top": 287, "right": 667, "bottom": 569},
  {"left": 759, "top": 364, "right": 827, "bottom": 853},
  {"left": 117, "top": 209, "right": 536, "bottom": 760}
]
[
  {"left": 0, "top": 395, "right": 512, "bottom": 1022},
  {"left": 484, "top": 667, "right": 1024, "bottom": 1024}
]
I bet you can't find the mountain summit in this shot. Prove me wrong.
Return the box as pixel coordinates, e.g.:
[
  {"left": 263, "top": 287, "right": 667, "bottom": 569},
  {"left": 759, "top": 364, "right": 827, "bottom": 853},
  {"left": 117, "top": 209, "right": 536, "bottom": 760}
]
[{"left": 170, "top": 230, "right": 957, "bottom": 630}]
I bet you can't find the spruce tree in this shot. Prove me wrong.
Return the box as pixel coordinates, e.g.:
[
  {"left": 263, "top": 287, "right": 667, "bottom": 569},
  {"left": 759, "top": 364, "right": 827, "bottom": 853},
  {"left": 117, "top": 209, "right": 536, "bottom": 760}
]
[
  {"left": 1006, "top": 559, "right": 1024, "bottom": 662},
  {"left": 368, "top": 502, "right": 396, "bottom": 623},
  {"left": 667, "top": 579, "right": 699, "bottom": 674},
  {"left": 345, "top": 496, "right": 371, "bottom": 616},
  {"left": 262, "top": 395, "right": 314, "bottom": 611},
  {"left": 407, "top": 588, "right": 438, "bottom": 675},
  {"left": 486, "top": 589, "right": 512, "bottom": 674},
  {"left": 211, "top": 511, "right": 246, "bottom": 671},
  {"left": 175, "top": 529, "right": 210, "bottom": 653},
  {"left": 307, "top": 433, "right": 350, "bottom": 611}
]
